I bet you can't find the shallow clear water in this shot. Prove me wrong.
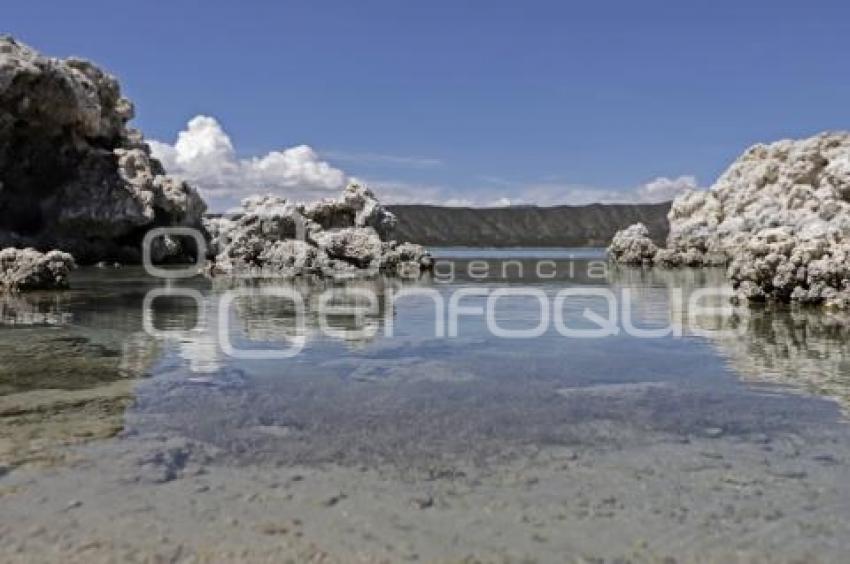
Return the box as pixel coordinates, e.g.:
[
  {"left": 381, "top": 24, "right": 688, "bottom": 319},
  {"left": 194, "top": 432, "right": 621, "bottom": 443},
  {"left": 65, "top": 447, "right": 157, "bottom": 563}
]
[
  {"left": 3, "top": 248, "right": 849, "bottom": 466},
  {"left": 2, "top": 248, "right": 850, "bottom": 559}
]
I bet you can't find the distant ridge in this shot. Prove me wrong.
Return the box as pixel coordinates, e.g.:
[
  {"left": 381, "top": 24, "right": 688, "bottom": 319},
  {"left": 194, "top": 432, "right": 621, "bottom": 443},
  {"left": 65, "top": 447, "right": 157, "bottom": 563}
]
[{"left": 387, "top": 202, "right": 671, "bottom": 247}]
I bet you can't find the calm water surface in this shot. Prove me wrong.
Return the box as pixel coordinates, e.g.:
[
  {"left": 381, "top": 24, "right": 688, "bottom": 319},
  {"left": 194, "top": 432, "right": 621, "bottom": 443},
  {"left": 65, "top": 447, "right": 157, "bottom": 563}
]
[
  {"left": 2, "top": 248, "right": 848, "bottom": 468},
  {"left": 2, "top": 248, "right": 850, "bottom": 559}
]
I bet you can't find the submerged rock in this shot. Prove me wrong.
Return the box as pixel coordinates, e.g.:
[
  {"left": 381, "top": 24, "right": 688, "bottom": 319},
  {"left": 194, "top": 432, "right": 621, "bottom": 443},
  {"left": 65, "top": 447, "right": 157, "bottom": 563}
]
[
  {"left": 206, "top": 183, "right": 432, "bottom": 279},
  {"left": 0, "top": 36, "right": 206, "bottom": 263},
  {"left": 610, "top": 132, "right": 850, "bottom": 307},
  {"left": 0, "top": 248, "right": 75, "bottom": 291}
]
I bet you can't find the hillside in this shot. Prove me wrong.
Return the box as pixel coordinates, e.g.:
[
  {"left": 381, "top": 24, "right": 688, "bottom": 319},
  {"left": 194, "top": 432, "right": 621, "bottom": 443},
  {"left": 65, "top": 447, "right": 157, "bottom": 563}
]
[{"left": 388, "top": 202, "right": 671, "bottom": 247}]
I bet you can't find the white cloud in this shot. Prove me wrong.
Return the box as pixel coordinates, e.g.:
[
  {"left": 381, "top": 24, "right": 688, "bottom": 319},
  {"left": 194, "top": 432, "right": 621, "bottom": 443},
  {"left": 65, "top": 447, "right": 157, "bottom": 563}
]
[
  {"left": 321, "top": 150, "right": 442, "bottom": 168},
  {"left": 481, "top": 176, "right": 702, "bottom": 207},
  {"left": 149, "top": 115, "right": 700, "bottom": 210},
  {"left": 636, "top": 175, "right": 699, "bottom": 202},
  {"left": 361, "top": 180, "right": 519, "bottom": 207},
  {"left": 359, "top": 177, "right": 700, "bottom": 208},
  {"left": 148, "top": 115, "right": 349, "bottom": 207}
]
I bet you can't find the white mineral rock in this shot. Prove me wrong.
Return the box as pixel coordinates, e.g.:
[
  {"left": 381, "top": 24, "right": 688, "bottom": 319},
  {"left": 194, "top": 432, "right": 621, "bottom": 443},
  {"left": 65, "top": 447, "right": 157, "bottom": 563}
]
[
  {"left": 303, "top": 183, "right": 397, "bottom": 240},
  {"left": 611, "top": 132, "right": 850, "bottom": 307},
  {"left": 0, "top": 248, "right": 76, "bottom": 291},
  {"left": 206, "top": 183, "right": 432, "bottom": 279},
  {"left": 606, "top": 223, "right": 658, "bottom": 266}
]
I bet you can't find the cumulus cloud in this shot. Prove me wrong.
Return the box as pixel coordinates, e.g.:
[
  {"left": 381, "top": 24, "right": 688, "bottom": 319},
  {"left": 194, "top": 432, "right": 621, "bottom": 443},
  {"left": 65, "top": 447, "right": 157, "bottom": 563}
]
[
  {"left": 363, "top": 180, "right": 523, "bottom": 207},
  {"left": 521, "top": 175, "right": 703, "bottom": 206},
  {"left": 148, "top": 115, "right": 349, "bottom": 207},
  {"left": 358, "top": 177, "right": 702, "bottom": 208},
  {"left": 459, "top": 176, "right": 702, "bottom": 208},
  {"left": 636, "top": 175, "right": 700, "bottom": 202},
  {"left": 149, "top": 115, "right": 701, "bottom": 210}
]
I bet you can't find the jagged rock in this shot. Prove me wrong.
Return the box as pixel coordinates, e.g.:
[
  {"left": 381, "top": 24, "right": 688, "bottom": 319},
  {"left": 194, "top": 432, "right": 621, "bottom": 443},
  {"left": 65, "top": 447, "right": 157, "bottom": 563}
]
[
  {"left": 259, "top": 240, "right": 318, "bottom": 270},
  {"left": 662, "top": 190, "right": 725, "bottom": 265},
  {"left": 0, "top": 36, "right": 206, "bottom": 263},
  {"left": 0, "top": 247, "right": 76, "bottom": 291},
  {"left": 312, "top": 227, "right": 384, "bottom": 268},
  {"left": 205, "top": 196, "right": 312, "bottom": 274},
  {"left": 203, "top": 216, "right": 236, "bottom": 257},
  {"left": 611, "top": 132, "right": 850, "bottom": 307},
  {"left": 607, "top": 223, "right": 658, "bottom": 266},
  {"left": 303, "top": 183, "right": 397, "bottom": 239},
  {"left": 206, "top": 183, "right": 431, "bottom": 279},
  {"left": 380, "top": 242, "right": 434, "bottom": 278}
]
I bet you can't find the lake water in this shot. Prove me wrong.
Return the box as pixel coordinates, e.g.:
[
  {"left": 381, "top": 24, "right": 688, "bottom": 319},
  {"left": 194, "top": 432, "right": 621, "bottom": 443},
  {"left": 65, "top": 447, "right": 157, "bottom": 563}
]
[{"left": 2, "top": 248, "right": 850, "bottom": 561}]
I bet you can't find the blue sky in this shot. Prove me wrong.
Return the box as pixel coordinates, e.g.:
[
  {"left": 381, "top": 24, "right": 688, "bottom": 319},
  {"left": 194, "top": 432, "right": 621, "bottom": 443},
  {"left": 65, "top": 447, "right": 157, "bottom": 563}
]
[{"left": 5, "top": 0, "right": 850, "bottom": 209}]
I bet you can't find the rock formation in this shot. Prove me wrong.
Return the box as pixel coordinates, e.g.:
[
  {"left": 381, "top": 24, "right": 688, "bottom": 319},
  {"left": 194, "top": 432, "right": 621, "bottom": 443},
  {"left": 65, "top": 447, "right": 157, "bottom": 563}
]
[
  {"left": 610, "top": 132, "right": 850, "bottom": 307},
  {"left": 304, "top": 182, "right": 397, "bottom": 240},
  {"left": 0, "top": 36, "right": 206, "bottom": 264},
  {"left": 0, "top": 247, "right": 75, "bottom": 291},
  {"left": 206, "top": 183, "right": 432, "bottom": 279},
  {"left": 606, "top": 223, "right": 657, "bottom": 266}
]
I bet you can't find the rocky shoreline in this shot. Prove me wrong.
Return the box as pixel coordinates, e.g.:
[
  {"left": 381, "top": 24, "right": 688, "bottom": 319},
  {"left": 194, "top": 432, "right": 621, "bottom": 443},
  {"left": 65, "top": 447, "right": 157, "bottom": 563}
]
[
  {"left": 609, "top": 132, "right": 850, "bottom": 309},
  {"left": 6, "top": 34, "right": 850, "bottom": 308},
  {"left": 0, "top": 37, "right": 432, "bottom": 290}
]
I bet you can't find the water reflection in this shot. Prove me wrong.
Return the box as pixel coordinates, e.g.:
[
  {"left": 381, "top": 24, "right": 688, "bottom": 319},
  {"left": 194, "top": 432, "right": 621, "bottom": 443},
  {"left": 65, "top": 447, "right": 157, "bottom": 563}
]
[
  {"left": 0, "top": 292, "right": 73, "bottom": 326},
  {"left": 216, "top": 277, "right": 398, "bottom": 346},
  {"left": 610, "top": 264, "right": 850, "bottom": 413},
  {"left": 4, "top": 259, "right": 850, "bottom": 473},
  {"left": 142, "top": 277, "right": 418, "bottom": 373},
  {"left": 712, "top": 308, "right": 850, "bottom": 412},
  {"left": 119, "top": 260, "right": 847, "bottom": 470}
]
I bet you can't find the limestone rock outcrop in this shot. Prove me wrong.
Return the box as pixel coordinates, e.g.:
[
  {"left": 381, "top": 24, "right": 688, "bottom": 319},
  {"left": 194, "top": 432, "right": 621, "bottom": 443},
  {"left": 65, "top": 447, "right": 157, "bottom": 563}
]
[
  {"left": 606, "top": 223, "right": 658, "bottom": 266},
  {"left": 303, "top": 182, "right": 397, "bottom": 239},
  {"left": 312, "top": 227, "right": 384, "bottom": 268},
  {"left": 206, "top": 183, "right": 432, "bottom": 279},
  {"left": 0, "top": 36, "right": 206, "bottom": 263},
  {"left": 0, "top": 247, "right": 76, "bottom": 291},
  {"left": 610, "top": 132, "right": 850, "bottom": 307}
]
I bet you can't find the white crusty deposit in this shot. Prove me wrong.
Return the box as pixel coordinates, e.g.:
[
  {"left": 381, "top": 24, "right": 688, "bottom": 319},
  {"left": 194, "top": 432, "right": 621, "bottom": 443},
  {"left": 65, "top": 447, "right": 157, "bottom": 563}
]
[
  {"left": 0, "top": 247, "right": 76, "bottom": 291},
  {"left": 606, "top": 223, "right": 658, "bottom": 266},
  {"left": 1, "top": 36, "right": 432, "bottom": 285},
  {"left": 609, "top": 132, "right": 850, "bottom": 308},
  {"left": 206, "top": 183, "right": 432, "bottom": 279}
]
